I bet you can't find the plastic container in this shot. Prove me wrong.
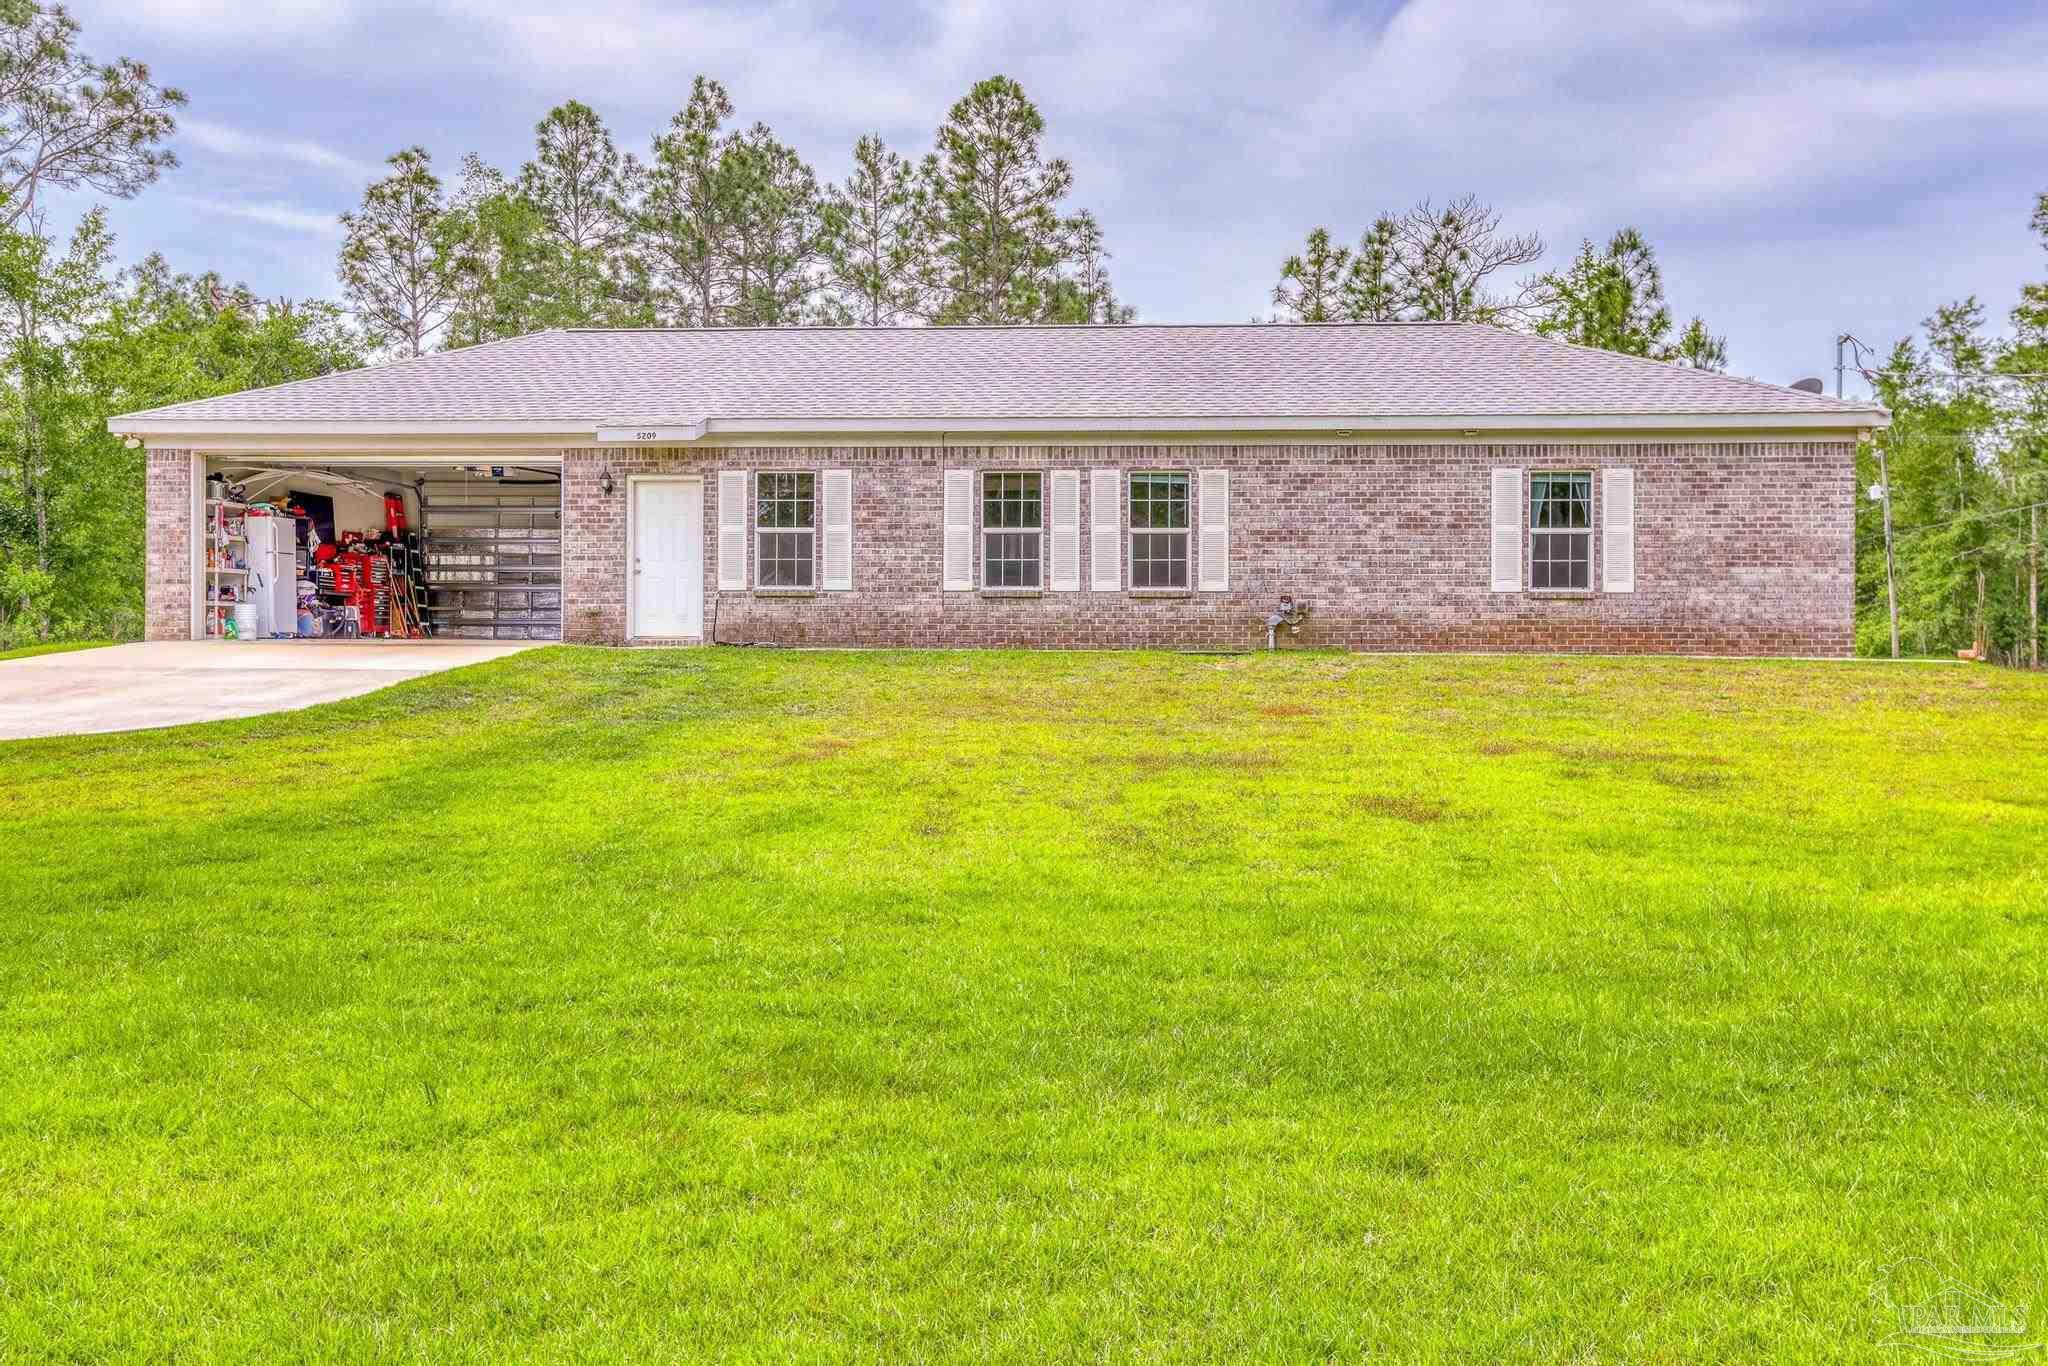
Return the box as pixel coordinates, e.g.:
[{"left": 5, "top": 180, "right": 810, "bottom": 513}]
[{"left": 232, "top": 602, "right": 259, "bottom": 640}]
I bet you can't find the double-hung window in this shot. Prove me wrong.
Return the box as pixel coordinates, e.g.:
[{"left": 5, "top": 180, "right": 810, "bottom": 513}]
[
  {"left": 1129, "top": 471, "right": 1190, "bottom": 588},
  {"left": 1529, "top": 472, "right": 1592, "bottom": 590},
  {"left": 756, "top": 471, "right": 816, "bottom": 588},
  {"left": 981, "top": 472, "right": 1043, "bottom": 588}
]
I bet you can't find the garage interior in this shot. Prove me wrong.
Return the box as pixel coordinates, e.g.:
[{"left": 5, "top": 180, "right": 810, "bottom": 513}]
[{"left": 200, "top": 459, "right": 561, "bottom": 641}]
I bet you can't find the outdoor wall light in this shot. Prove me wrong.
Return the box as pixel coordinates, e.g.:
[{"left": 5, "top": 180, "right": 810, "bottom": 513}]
[{"left": 600, "top": 467, "right": 615, "bottom": 496}]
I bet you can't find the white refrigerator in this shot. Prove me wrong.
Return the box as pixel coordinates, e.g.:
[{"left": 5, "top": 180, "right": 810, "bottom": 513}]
[{"left": 243, "top": 516, "right": 298, "bottom": 637}]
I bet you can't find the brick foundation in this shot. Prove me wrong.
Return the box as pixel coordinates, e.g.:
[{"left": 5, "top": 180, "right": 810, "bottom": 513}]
[{"left": 557, "top": 440, "right": 1854, "bottom": 655}]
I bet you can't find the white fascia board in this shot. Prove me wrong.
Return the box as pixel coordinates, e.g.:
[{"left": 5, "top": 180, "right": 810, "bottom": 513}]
[
  {"left": 691, "top": 411, "right": 1887, "bottom": 436},
  {"left": 109, "top": 418, "right": 593, "bottom": 437},
  {"left": 596, "top": 420, "right": 707, "bottom": 443},
  {"left": 203, "top": 453, "right": 564, "bottom": 468},
  {"left": 112, "top": 408, "right": 1888, "bottom": 450},
  {"left": 117, "top": 428, "right": 594, "bottom": 455}
]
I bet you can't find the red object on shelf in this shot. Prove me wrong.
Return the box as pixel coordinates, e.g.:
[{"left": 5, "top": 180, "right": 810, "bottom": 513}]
[{"left": 384, "top": 493, "right": 407, "bottom": 534}]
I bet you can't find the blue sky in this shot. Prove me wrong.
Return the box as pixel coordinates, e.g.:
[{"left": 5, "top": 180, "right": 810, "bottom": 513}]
[{"left": 63, "top": 0, "right": 2048, "bottom": 396}]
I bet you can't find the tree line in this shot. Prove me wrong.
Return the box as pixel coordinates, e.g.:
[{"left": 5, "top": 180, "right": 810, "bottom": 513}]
[
  {"left": 338, "top": 75, "right": 1128, "bottom": 356},
  {"left": 0, "top": 2, "right": 358, "bottom": 643},
  {"left": 1854, "top": 201, "right": 2048, "bottom": 666},
  {"left": 1268, "top": 199, "right": 1726, "bottom": 368}
]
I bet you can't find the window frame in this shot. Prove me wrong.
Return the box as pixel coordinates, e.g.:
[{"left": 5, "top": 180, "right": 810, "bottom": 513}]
[
  {"left": 1528, "top": 469, "right": 1595, "bottom": 592},
  {"left": 1127, "top": 469, "right": 1192, "bottom": 590},
  {"left": 754, "top": 469, "right": 817, "bottom": 590},
  {"left": 979, "top": 470, "right": 1045, "bottom": 590}
]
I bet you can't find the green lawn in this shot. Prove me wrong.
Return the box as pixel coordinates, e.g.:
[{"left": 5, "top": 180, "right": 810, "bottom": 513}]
[
  {"left": 0, "top": 639, "right": 112, "bottom": 661},
  {"left": 3, "top": 648, "right": 2046, "bottom": 1360}
]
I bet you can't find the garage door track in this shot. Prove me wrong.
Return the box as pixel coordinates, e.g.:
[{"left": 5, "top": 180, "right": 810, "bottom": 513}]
[{"left": 0, "top": 641, "right": 536, "bottom": 740}]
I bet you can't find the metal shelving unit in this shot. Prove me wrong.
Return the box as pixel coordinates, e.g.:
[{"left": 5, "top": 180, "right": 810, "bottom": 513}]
[
  {"left": 203, "top": 498, "right": 249, "bottom": 638},
  {"left": 418, "top": 474, "right": 562, "bottom": 640}
]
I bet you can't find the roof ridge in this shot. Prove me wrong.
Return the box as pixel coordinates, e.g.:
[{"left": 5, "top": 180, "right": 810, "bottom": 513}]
[{"left": 559, "top": 320, "right": 1476, "bottom": 334}]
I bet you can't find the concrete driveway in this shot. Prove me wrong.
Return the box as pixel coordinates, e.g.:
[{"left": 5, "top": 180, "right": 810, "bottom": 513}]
[{"left": 0, "top": 640, "right": 538, "bottom": 740}]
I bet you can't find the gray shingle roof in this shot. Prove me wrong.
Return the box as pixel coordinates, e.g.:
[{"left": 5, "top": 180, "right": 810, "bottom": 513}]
[{"left": 111, "top": 322, "right": 1883, "bottom": 431}]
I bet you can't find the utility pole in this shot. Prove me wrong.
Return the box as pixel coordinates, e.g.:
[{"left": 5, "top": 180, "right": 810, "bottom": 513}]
[
  {"left": 1877, "top": 438, "right": 1901, "bottom": 659},
  {"left": 1841, "top": 334, "right": 1901, "bottom": 658}
]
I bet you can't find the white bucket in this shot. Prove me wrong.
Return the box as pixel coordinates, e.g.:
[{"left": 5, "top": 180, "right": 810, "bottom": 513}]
[{"left": 232, "top": 602, "right": 259, "bottom": 640}]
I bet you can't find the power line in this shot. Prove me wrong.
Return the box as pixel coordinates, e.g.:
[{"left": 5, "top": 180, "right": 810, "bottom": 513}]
[
  {"left": 1887, "top": 499, "right": 2048, "bottom": 540},
  {"left": 1857, "top": 366, "right": 2048, "bottom": 383}
]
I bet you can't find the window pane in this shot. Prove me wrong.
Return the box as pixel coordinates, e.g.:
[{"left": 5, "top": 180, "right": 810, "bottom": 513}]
[
  {"left": 756, "top": 472, "right": 815, "bottom": 529},
  {"left": 982, "top": 529, "right": 1041, "bottom": 587},
  {"left": 757, "top": 529, "right": 815, "bottom": 587},
  {"left": 1131, "top": 530, "right": 1189, "bottom": 588},
  {"left": 1129, "top": 471, "right": 1189, "bottom": 531},
  {"left": 1531, "top": 531, "right": 1590, "bottom": 590},
  {"left": 1531, "top": 472, "right": 1590, "bottom": 530},
  {"left": 982, "top": 472, "right": 1041, "bottom": 530}
]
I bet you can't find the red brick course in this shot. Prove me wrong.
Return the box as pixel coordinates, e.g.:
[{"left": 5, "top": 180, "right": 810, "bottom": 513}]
[{"left": 559, "top": 440, "right": 1854, "bottom": 655}]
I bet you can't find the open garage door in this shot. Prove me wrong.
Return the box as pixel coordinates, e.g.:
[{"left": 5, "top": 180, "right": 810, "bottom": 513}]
[
  {"left": 414, "top": 470, "right": 561, "bottom": 640},
  {"left": 199, "top": 460, "right": 561, "bottom": 642}
]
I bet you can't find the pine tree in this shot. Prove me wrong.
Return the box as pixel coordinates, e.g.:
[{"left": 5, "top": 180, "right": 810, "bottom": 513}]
[
  {"left": 337, "top": 147, "right": 453, "bottom": 357},
  {"left": 1340, "top": 217, "right": 1402, "bottom": 322},
  {"left": 517, "top": 101, "right": 639, "bottom": 324},
  {"left": 1533, "top": 228, "right": 1672, "bottom": 356},
  {"left": 2003, "top": 192, "right": 2048, "bottom": 666},
  {"left": 0, "top": 1, "right": 185, "bottom": 227},
  {"left": 921, "top": 76, "right": 1114, "bottom": 324},
  {"left": 1270, "top": 227, "right": 1351, "bottom": 322},
  {"left": 1047, "top": 210, "right": 1131, "bottom": 323},
  {"left": 1670, "top": 316, "right": 1728, "bottom": 371},
  {"left": 1270, "top": 200, "right": 1541, "bottom": 324},
  {"left": 436, "top": 155, "right": 555, "bottom": 345},
  {"left": 1865, "top": 302, "right": 2008, "bottom": 658},
  {"left": 638, "top": 77, "right": 736, "bottom": 327},
  {"left": 720, "top": 121, "right": 831, "bottom": 326},
  {"left": 822, "top": 134, "right": 931, "bottom": 326}
]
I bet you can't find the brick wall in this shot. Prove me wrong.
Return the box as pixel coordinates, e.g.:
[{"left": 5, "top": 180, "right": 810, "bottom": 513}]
[
  {"left": 144, "top": 448, "right": 197, "bottom": 641},
  {"left": 557, "top": 439, "right": 1854, "bottom": 654}
]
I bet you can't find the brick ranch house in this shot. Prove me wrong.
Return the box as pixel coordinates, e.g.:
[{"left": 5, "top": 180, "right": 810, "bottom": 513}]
[{"left": 112, "top": 322, "right": 1887, "bottom": 654}]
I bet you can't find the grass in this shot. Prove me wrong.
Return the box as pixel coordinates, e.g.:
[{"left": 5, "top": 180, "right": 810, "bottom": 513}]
[
  {"left": 0, "top": 638, "right": 112, "bottom": 661},
  {"left": 3, "top": 647, "right": 2046, "bottom": 1361}
]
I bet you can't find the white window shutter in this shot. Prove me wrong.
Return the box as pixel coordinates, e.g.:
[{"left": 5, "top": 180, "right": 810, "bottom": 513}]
[
  {"left": 1049, "top": 469, "right": 1081, "bottom": 591},
  {"left": 1197, "top": 468, "right": 1230, "bottom": 591},
  {"left": 820, "top": 469, "right": 853, "bottom": 590},
  {"left": 1490, "top": 467, "right": 1523, "bottom": 592},
  {"left": 1602, "top": 467, "right": 1635, "bottom": 593},
  {"left": 942, "top": 468, "right": 973, "bottom": 591},
  {"left": 718, "top": 469, "right": 748, "bottom": 590},
  {"left": 1089, "top": 468, "right": 1121, "bottom": 591}
]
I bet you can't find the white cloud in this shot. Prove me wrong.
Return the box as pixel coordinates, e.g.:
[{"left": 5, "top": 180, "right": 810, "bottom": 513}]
[
  {"left": 172, "top": 194, "right": 341, "bottom": 237},
  {"left": 68, "top": 0, "right": 2048, "bottom": 385},
  {"left": 81, "top": 0, "right": 352, "bottom": 46},
  {"left": 179, "top": 118, "right": 381, "bottom": 183}
]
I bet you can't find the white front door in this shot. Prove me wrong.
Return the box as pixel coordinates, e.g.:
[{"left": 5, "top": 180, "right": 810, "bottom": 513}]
[{"left": 631, "top": 478, "right": 703, "bottom": 638}]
